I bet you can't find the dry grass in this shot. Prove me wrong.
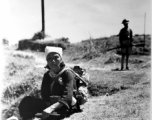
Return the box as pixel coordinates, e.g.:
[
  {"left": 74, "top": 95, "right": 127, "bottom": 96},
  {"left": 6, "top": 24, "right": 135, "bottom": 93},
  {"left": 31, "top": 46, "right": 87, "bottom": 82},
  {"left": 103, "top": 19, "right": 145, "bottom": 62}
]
[{"left": 1, "top": 50, "right": 45, "bottom": 120}]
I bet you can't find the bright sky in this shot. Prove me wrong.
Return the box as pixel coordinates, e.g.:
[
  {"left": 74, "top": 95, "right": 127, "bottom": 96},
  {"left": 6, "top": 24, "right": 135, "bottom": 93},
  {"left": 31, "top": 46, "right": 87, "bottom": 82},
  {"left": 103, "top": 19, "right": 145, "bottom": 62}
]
[{"left": 0, "top": 0, "right": 151, "bottom": 44}]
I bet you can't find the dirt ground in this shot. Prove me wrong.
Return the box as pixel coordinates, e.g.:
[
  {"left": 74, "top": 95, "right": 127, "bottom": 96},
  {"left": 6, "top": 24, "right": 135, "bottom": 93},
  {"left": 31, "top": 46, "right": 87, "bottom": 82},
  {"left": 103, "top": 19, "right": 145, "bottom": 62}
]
[
  {"left": 64, "top": 52, "right": 151, "bottom": 120},
  {"left": 67, "top": 59, "right": 151, "bottom": 120}
]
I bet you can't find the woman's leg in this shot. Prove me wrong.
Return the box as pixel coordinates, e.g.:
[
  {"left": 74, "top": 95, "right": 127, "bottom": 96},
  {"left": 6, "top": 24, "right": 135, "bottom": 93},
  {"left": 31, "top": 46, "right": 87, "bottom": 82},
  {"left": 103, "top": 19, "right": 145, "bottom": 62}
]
[
  {"left": 18, "top": 96, "right": 46, "bottom": 120},
  {"left": 34, "top": 98, "right": 46, "bottom": 113}
]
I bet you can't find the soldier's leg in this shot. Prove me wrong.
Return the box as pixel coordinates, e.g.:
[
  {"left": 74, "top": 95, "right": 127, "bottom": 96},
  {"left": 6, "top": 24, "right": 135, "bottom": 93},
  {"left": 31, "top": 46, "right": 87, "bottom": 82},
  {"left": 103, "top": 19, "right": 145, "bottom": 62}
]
[
  {"left": 126, "top": 46, "right": 132, "bottom": 70},
  {"left": 126, "top": 54, "right": 129, "bottom": 69},
  {"left": 121, "top": 54, "right": 125, "bottom": 70}
]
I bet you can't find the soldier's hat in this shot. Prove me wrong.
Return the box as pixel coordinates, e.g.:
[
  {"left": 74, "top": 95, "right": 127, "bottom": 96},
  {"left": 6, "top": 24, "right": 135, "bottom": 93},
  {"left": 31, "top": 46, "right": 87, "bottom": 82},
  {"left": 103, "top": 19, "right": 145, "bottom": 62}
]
[{"left": 122, "top": 19, "right": 129, "bottom": 24}]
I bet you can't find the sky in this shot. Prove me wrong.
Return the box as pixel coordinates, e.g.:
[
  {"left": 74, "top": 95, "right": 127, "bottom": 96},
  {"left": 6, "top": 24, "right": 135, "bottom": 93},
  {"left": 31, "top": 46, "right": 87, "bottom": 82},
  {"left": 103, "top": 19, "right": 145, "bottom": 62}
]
[{"left": 0, "top": 0, "right": 151, "bottom": 44}]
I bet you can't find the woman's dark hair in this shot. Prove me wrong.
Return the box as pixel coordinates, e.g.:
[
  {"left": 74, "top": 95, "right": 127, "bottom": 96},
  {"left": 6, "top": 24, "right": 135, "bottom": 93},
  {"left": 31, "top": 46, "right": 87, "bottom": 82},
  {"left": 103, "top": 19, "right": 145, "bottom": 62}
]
[{"left": 60, "top": 61, "right": 66, "bottom": 68}]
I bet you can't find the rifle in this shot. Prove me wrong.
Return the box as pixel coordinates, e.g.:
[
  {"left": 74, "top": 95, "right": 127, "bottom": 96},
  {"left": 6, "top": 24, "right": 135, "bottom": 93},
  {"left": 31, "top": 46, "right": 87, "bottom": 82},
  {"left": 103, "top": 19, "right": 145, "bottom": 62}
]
[{"left": 106, "top": 43, "right": 145, "bottom": 51}]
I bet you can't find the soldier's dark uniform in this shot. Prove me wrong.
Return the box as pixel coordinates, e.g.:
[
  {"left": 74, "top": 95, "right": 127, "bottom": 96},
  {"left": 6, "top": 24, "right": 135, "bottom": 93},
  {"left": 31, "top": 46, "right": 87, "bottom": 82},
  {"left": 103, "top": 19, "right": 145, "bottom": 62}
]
[{"left": 119, "top": 19, "right": 133, "bottom": 70}]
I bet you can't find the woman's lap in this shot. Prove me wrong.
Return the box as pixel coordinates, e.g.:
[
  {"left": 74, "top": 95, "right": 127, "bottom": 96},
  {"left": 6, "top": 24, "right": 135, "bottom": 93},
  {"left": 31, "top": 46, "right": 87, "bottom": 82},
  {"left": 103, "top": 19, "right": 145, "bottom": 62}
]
[
  {"left": 19, "top": 96, "right": 46, "bottom": 119},
  {"left": 19, "top": 96, "right": 69, "bottom": 120}
]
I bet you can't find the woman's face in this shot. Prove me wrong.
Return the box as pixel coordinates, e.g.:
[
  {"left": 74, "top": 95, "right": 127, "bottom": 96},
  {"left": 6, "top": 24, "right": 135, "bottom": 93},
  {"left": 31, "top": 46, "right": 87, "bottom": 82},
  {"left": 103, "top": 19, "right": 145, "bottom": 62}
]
[{"left": 46, "top": 52, "right": 62, "bottom": 72}]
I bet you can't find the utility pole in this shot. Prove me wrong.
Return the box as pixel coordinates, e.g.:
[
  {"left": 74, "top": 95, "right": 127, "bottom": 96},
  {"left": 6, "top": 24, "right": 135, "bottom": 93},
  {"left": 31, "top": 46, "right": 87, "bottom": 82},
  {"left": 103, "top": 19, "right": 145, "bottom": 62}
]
[
  {"left": 41, "top": 0, "right": 45, "bottom": 33},
  {"left": 143, "top": 13, "right": 146, "bottom": 53}
]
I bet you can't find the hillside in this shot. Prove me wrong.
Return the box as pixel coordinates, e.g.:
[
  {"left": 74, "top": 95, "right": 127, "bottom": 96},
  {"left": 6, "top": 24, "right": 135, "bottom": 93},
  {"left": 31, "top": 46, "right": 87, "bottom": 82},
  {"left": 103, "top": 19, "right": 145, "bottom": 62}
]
[
  {"left": 17, "top": 34, "right": 151, "bottom": 58},
  {"left": 64, "top": 34, "right": 151, "bottom": 62},
  {"left": 1, "top": 41, "right": 151, "bottom": 120}
]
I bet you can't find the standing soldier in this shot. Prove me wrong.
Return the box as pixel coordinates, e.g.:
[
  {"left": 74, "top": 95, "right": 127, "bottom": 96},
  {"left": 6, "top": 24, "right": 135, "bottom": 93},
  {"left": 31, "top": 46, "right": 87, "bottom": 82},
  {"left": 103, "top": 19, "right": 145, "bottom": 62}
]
[{"left": 119, "top": 19, "right": 133, "bottom": 70}]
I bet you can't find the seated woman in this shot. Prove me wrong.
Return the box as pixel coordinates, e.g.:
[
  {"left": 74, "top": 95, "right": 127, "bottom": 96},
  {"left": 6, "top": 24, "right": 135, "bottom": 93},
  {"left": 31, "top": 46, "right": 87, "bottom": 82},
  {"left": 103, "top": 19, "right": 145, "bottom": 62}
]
[{"left": 19, "top": 46, "right": 77, "bottom": 120}]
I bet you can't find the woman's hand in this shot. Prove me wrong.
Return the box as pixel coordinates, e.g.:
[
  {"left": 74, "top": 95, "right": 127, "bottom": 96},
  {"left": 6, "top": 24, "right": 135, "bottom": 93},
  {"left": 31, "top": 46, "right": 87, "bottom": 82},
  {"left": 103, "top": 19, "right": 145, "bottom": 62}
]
[
  {"left": 42, "top": 107, "right": 54, "bottom": 119},
  {"left": 42, "top": 102, "right": 63, "bottom": 119}
]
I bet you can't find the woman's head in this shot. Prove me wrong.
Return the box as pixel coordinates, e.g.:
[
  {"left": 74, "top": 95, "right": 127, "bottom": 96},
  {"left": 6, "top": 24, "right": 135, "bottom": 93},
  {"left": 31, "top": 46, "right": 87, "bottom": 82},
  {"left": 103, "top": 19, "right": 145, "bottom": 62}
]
[{"left": 45, "top": 46, "right": 64, "bottom": 73}]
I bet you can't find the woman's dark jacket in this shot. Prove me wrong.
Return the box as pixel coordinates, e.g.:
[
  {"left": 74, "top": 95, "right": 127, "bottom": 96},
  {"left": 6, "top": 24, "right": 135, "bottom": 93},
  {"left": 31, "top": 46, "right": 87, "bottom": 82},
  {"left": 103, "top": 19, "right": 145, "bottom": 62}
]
[{"left": 41, "top": 69, "right": 77, "bottom": 109}]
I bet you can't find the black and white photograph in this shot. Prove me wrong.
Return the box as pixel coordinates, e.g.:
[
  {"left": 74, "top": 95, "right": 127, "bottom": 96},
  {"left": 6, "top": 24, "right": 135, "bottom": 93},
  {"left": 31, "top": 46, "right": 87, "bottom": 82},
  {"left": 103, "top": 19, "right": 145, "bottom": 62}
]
[{"left": 1, "top": 0, "right": 151, "bottom": 120}]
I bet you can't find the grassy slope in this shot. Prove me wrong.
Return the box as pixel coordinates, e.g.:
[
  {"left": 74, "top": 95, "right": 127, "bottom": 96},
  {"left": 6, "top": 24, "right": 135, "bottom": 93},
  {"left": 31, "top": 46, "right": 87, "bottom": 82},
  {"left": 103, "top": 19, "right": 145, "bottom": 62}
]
[
  {"left": 69, "top": 68, "right": 150, "bottom": 120},
  {"left": 2, "top": 49, "right": 46, "bottom": 120},
  {"left": 1, "top": 40, "right": 151, "bottom": 120}
]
